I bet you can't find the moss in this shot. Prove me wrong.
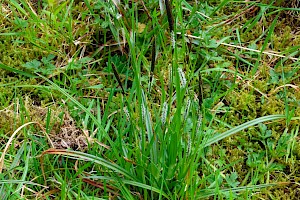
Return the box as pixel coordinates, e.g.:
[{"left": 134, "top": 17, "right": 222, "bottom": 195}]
[{"left": 0, "top": 96, "right": 63, "bottom": 136}]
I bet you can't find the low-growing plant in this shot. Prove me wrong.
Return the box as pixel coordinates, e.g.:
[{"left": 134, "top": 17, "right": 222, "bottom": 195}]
[{"left": 1, "top": 0, "right": 300, "bottom": 199}]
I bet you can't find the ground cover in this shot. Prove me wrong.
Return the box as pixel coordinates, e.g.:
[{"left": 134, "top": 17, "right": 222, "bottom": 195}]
[{"left": 1, "top": 0, "right": 300, "bottom": 199}]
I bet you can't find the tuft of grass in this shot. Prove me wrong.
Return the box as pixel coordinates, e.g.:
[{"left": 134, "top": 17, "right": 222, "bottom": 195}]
[{"left": 1, "top": 0, "right": 300, "bottom": 199}]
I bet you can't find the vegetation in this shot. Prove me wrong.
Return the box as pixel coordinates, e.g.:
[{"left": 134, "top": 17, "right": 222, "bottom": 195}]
[{"left": 1, "top": 0, "right": 300, "bottom": 199}]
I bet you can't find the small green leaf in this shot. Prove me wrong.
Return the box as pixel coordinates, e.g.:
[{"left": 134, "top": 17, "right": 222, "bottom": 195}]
[
  {"left": 23, "top": 60, "right": 41, "bottom": 70},
  {"left": 13, "top": 17, "right": 28, "bottom": 28},
  {"left": 87, "top": 84, "right": 104, "bottom": 89},
  {"left": 41, "top": 54, "right": 55, "bottom": 64},
  {"left": 269, "top": 69, "right": 279, "bottom": 83},
  {"left": 225, "top": 172, "right": 240, "bottom": 187},
  {"left": 67, "top": 57, "right": 93, "bottom": 70}
]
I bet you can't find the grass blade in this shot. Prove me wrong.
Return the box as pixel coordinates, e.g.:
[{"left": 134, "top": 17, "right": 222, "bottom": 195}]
[
  {"left": 41, "top": 149, "right": 136, "bottom": 180},
  {"left": 205, "top": 115, "right": 286, "bottom": 147}
]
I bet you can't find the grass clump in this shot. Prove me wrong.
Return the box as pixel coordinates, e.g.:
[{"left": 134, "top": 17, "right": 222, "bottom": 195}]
[{"left": 1, "top": 0, "right": 300, "bottom": 199}]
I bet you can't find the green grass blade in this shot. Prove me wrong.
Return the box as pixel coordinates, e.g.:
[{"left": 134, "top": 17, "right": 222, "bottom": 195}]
[
  {"left": 0, "top": 63, "right": 36, "bottom": 78},
  {"left": 42, "top": 149, "right": 136, "bottom": 181},
  {"left": 198, "top": 182, "right": 288, "bottom": 198},
  {"left": 205, "top": 115, "right": 286, "bottom": 147}
]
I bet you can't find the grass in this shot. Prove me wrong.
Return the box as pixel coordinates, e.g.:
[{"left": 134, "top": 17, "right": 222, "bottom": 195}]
[{"left": 1, "top": 0, "right": 300, "bottom": 199}]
